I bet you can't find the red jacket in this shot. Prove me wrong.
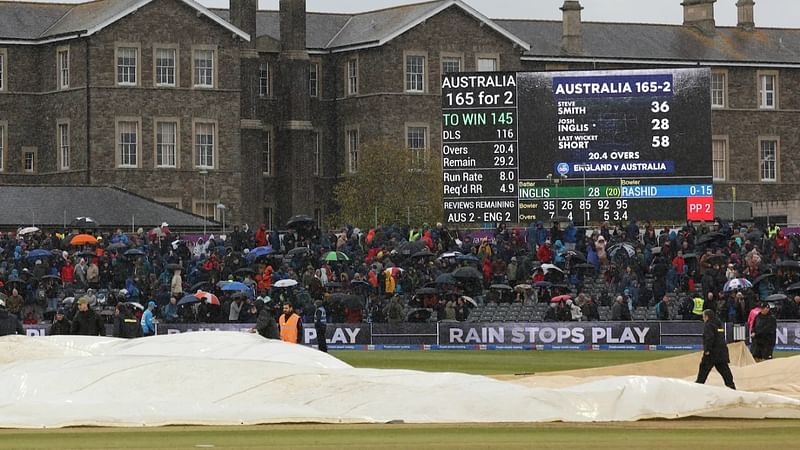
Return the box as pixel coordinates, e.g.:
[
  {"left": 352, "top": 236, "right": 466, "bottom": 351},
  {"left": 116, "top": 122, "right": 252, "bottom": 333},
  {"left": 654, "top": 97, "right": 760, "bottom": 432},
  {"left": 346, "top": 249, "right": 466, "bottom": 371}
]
[
  {"left": 61, "top": 264, "right": 75, "bottom": 283},
  {"left": 537, "top": 245, "right": 553, "bottom": 263},
  {"left": 255, "top": 226, "right": 268, "bottom": 247}
]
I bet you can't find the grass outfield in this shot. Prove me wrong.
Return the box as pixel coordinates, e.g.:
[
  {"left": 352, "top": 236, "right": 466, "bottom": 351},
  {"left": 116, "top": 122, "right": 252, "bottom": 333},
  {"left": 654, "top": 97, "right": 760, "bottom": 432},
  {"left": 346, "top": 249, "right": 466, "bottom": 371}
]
[{"left": 5, "top": 350, "right": 799, "bottom": 449}]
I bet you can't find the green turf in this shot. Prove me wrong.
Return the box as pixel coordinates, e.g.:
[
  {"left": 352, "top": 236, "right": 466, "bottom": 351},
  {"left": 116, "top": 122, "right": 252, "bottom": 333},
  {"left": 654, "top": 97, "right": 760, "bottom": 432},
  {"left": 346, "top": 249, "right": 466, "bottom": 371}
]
[{"left": 331, "top": 350, "right": 691, "bottom": 375}]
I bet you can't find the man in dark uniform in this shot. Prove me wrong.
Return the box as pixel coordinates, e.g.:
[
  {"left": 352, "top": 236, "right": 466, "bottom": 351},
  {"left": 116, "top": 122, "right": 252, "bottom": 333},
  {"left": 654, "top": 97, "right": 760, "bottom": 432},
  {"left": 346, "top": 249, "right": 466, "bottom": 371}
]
[
  {"left": 48, "top": 308, "right": 72, "bottom": 335},
  {"left": 70, "top": 297, "right": 105, "bottom": 336},
  {"left": 751, "top": 303, "right": 778, "bottom": 362},
  {"left": 0, "top": 298, "right": 25, "bottom": 336},
  {"left": 314, "top": 299, "right": 328, "bottom": 353},
  {"left": 695, "top": 309, "right": 736, "bottom": 389}
]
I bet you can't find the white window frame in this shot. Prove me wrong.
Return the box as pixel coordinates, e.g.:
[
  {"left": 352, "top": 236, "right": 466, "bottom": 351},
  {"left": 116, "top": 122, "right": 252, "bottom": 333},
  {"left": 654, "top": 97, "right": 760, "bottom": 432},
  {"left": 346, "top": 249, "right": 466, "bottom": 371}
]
[
  {"left": 313, "top": 130, "right": 321, "bottom": 176},
  {"left": 22, "top": 147, "right": 36, "bottom": 173},
  {"left": 155, "top": 198, "right": 183, "bottom": 210},
  {"left": 115, "top": 44, "right": 140, "bottom": 86},
  {"left": 406, "top": 123, "right": 429, "bottom": 169},
  {"left": 192, "top": 46, "right": 216, "bottom": 89},
  {"left": 154, "top": 118, "right": 179, "bottom": 168},
  {"left": 193, "top": 119, "right": 217, "bottom": 169},
  {"left": 57, "top": 46, "right": 69, "bottom": 90},
  {"left": 259, "top": 62, "right": 269, "bottom": 97},
  {"left": 57, "top": 120, "right": 70, "bottom": 171},
  {"left": 758, "top": 71, "right": 778, "bottom": 110},
  {"left": 404, "top": 51, "right": 427, "bottom": 93},
  {"left": 154, "top": 45, "right": 178, "bottom": 87},
  {"left": 193, "top": 200, "right": 220, "bottom": 221},
  {"left": 346, "top": 127, "right": 359, "bottom": 174},
  {"left": 346, "top": 58, "right": 358, "bottom": 96},
  {"left": 711, "top": 136, "right": 727, "bottom": 182},
  {"left": 710, "top": 70, "right": 726, "bottom": 109},
  {"left": 440, "top": 53, "right": 463, "bottom": 75},
  {"left": 116, "top": 118, "right": 141, "bottom": 168},
  {"left": 759, "top": 137, "right": 779, "bottom": 182},
  {"left": 262, "top": 128, "right": 272, "bottom": 175},
  {"left": 263, "top": 207, "right": 274, "bottom": 230},
  {"left": 0, "top": 48, "right": 7, "bottom": 92},
  {"left": 476, "top": 53, "right": 499, "bottom": 72},
  {"left": 0, "top": 120, "right": 7, "bottom": 172},
  {"left": 309, "top": 61, "right": 320, "bottom": 98}
]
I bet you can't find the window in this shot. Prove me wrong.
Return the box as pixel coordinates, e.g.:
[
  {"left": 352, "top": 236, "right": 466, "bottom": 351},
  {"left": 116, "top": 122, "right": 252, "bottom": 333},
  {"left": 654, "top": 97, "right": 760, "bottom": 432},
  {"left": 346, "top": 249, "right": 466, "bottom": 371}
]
[
  {"left": 407, "top": 125, "right": 428, "bottom": 168},
  {"left": 346, "top": 128, "right": 359, "bottom": 173},
  {"left": 155, "top": 48, "right": 177, "bottom": 87},
  {"left": 155, "top": 198, "right": 182, "bottom": 210},
  {"left": 193, "top": 48, "right": 214, "bottom": 88},
  {"left": 313, "top": 131, "right": 321, "bottom": 176},
  {"left": 0, "top": 48, "right": 6, "bottom": 92},
  {"left": 57, "top": 47, "right": 69, "bottom": 89},
  {"left": 117, "top": 120, "right": 139, "bottom": 167},
  {"left": 405, "top": 53, "right": 426, "bottom": 92},
  {"left": 259, "top": 63, "right": 269, "bottom": 97},
  {"left": 759, "top": 73, "right": 777, "bottom": 109},
  {"left": 309, "top": 62, "right": 319, "bottom": 97},
  {"left": 23, "top": 149, "right": 35, "bottom": 173},
  {"left": 116, "top": 46, "right": 138, "bottom": 85},
  {"left": 759, "top": 139, "right": 778, "bottom": 182},
  {"left": 58, "top": 122, "right": 70, "bottom": 170},
  {"left": 194, "top": 121, "right": 215, "bottom": 169},
  {"left": 0, "top": 122, "right": 5, "bottom": 172},
  {"left": 347, "top": 59, "right": 358, "bottom": 95},
  {"left": 477, "top": 56, "right": 498, "bottom": 72},
  {"left": 441, "top": 56, "right": 462, "bottom": 74},
  {"left": 156, "top": 121, "right": 178, "bottom": 168},
  {"left": 314, "top": 208, "right": 322, "bottom": 226},
  {"left": 194, "top": 201, "right": 219, "bottom": 221},
  {"left": 712, "top": 138, "right": 726, "bottom": 181},
  {"left": 263, "top": 207, "right": 273, "bottom": 230},
  {"left": 262, "top": 130, "right": 271, "bottom": 175},
  {"left": 711, "top": 71, "right": 726, "bottom": 108}
]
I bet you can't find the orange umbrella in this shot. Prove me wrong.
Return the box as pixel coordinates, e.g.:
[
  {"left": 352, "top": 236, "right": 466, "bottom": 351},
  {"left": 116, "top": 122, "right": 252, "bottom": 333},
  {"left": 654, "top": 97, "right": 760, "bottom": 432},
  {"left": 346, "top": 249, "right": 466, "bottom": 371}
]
[{"left": 70, "top": 234, "right": 98, "bottom": 246}]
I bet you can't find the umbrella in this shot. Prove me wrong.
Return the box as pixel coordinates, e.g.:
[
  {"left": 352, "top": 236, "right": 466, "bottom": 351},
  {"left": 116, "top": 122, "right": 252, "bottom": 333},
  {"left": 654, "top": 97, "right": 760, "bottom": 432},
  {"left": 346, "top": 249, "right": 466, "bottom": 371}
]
[
  {"left": 407, "top": 309, "right": 432, "bottom": 322},
  {"left": 286, "top": 214, "right": 315, "bottom": 228},
  {"left": 746, "top": 230, "right": 763, "bottom": 241},
  {"left": 787, "top": 282, "right": 800, "bottom": 293},
  {"left": 766, "top": 293, "right": 787, "bottom": 302},
  {"left": 325, "top": 281, "right": 343, "bottom": 289},
  {"left": 107, "top": 242, "right": 128, "bottom": 251},
  {"left": 723, "top": 278, "right": 753, "bottom": 292},
  {"left": 456, "top": 254, "right": 481, "bottom": 264},
  {"left": 705, "top": 254, "right": 728, "bottom": 265},
  {"left": 322, "top": 251, "right": 350, "bottom": 262},
  {"left": 195, "top": 290, "right": 221, "bottom": 306},
  {"left": 124, "top": 248, "right": 146, "bottom": 258},
  {"left": 514, "top": 284, "right": 532, "bottom": 292},
  {"left": 39, "top": 274, "right": 62, "bottom": 282},
  {"left": 178, "top": 294, "right": 201, "bottom": 306},
  {"left": 18, "top": 226, "right": 40, "bottom": 236},
  {"left": 190, "top": 281, "right": 211, "bottom": 292},
  {"left": 350, "top": 280, "right": 372, "bottom": 290},
  {"left": 550, "top": 294, "right": 572, "bottom": 303},
  {"left": 650, "top": 246, "right": 662, "bottom": 255},
  {"left": 73, "top": 251, "right": 96, "bottom": 259},
  {"left": 452, "top": 266, "right": 482, "bottom": 280},
  {"left": 286, "top": 247, "right": 313, "bottom": 258},
  {"left": 534, "top": 281, "right": 553, "bottom": 288},
  {"left": 541, "top": 263, "right": 564, "bottom": 274},
  {"left": 696, "top": 232, "right": 724, "bottom": 246},
  {"left": 246, "top": 246, "right": 274, "bottom": 261},
  {"left": 435, "top": 273, "right": 457, "bottom": 285},
  {"left": 234, "top": 268, "right": 257, "bottom": 276},
  {"left": 384, "top": 267, "right": 405, "bottom": 277},
  {"left": 61, "top": 296, "right": 75, "bottom": 305},
  {"left": 461, "top": 296, "right": 478, "bottom": 307},
  {"left": 411, "top": 250, "right": 435, "bottom": 259},
  {"left": 777, "top": 260, "right": 800, "bottom": 271},
  {"left": 26, "top": 249, "right": 53, "bottom": 260},
  {"left": 397, "top": 240, "right": 428, "bottom": 256},
  {"left": 682, "top": 253, "right": 697, "bottom": 259},
  {"left": 607, "top": 242, "right": 635, "bottom": 259},
  {"left": 70, "top": 217, "right": 98, "bottom": 229},
  {"left": 70, "top": 234, "right": 98, "bottom": 246},
  {"left": 166, "top": 263, "right": 182, "bottom": 271},
  {"left": 489, "top": 284, "right": 513, "bottom": 291},
  {"left": 126, "top": 302, "right": 145, "bottom": 310},
  {"left": 219, "top": 281, "right": 251, "bottom": 292},
  {"left": 274, "top": 279, "right": 299, "bottom": 288},
  {"left": 331, "top": 294, "right": 364, "bottom": 310},
  {"left": 437, "top": 251, "right": 462, "bottom": 260},
  {"left": 415, "top": 287, "right": 439, "bottom": 296},
  {"left": 752, "top": 273, "right": 775, "bottom": 285},
  {"left": 565, "top": 250, "right": 586, "bottom": 262}
]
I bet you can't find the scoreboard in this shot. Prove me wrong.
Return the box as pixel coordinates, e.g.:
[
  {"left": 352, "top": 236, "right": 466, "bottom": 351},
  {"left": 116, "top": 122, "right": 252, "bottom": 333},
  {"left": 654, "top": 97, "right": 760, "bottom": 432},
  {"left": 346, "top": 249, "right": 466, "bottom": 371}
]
[{"left": 441, "top": 68, "right": 713, "bottom": 225}]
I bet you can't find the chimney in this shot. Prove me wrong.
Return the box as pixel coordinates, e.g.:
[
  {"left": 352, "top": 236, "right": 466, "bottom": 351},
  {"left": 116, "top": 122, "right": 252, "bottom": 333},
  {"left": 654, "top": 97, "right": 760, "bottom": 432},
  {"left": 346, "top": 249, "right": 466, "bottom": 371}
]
[
  {"left": 560, "top": 1, "right": 583, "bottom": 55},
  {"left": 736, "top": 0, "right": 755, "bottom": 31},
  {"left": 230, "top": 0, "right": 257, "bottom": 47},
  {"left": 280, "top": 0, "right": 307, "bottom": 53},
  {"left": 682, "top": 0, "right": 717, "bottom": 35}
]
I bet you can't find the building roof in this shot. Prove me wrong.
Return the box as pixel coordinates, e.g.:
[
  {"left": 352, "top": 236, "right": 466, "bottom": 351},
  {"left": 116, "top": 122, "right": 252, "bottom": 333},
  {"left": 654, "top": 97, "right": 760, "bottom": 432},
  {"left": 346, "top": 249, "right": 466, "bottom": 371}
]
[
  {"left": 0, "top": 0, "right": 249, "bottom": 44},
  {"left": 0, "top": 186, "right": 218, "bottom": 230}
]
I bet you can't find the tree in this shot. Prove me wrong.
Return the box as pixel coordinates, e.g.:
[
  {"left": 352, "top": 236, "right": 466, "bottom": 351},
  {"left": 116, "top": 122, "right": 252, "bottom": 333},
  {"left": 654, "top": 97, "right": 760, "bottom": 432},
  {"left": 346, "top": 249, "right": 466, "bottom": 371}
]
[{"left": 329, "top": 142, "right": 443, "bottom": 229}]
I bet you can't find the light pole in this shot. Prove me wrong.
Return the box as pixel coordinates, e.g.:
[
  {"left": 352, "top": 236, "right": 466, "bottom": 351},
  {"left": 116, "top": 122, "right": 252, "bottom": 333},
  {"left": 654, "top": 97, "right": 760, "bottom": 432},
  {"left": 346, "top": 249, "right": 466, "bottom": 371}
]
[
  {"left": 200, "top": 170, "right": 208, "bottom": 236},
  {"left": 216, "top": 203, "right": 226, "bottom": 235}
]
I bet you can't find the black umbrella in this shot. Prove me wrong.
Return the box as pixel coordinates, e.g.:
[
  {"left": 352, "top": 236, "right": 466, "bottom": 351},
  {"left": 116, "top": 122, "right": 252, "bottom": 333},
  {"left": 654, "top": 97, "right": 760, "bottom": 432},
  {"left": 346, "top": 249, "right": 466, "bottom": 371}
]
[
  {"left": 235, "top": 268, "right": 257, "bottom": 276},
  {"left": 766, "top": 293, "right": 787, "bottom": 302},
  {"left": 746, "top": 230, "right": 763, "bottom": 241},
  {"left": 166, "top": 263, "right": 182, "bottom": 271},
  {"left": 39, "top": 274, "right": 62, "bottom": 282},
  {"left": 107, "top": 242, "right": 128, "bottom": 252},
  {"left": 70, "top": 217, "right": 98, "bottom": 229},
  {"left": 607, "top": 242, "right": 635, "bottom": 259},
  {"left": 489, "top": 284, "right": 513, "bottom": 291},
  {"left": 350, "top": 280, "right": 372, "bottom": 291},
  {"left": 696, "top": 232, "right": 724, "bottom": 246},
  {"left": 786, "top": 282, "right": 800, "bottom": 293},
  {"left": 565, "top": 250, "right": 586, "bottom": 262},
  {"left": 411, "top": 249, "right": 435, "bottom": 259},
  {"left": 752, "top": 273, "right": 775, "bottom": 285},
  {"left": 286, "top": 247, "right": 313, "bottom": 258},
  {"left": 435, "top": 273, "right": 457, "bottom": 285},
  {"left": 415, "top": 287, "right": 439, "bottom": 296},
  {"left": 286, "top": 214, "right": 315, "bottom": 228},
  {"left": 124, "top": 248, "right": 146, "bottom": 257},
  {"left": 190, "top": 281, "right": 211, "bottom": 292},
  {"left": 397, "top": 240, "right": 427, "bottom": 256},
  {"left": 331, "top": 293, "right": 364, "bottom": 309},
  {"left": 73, "top": 251, "right": 96, "bottom": 259},
  {"left": 407, "top": 309, "right": 432, "bottom": 322},
  {"left": 452, "top": 266, "right": 482, "bottom": 280},
  {"left": 777, "top": 260, "right": 800, "bottom": 271}
]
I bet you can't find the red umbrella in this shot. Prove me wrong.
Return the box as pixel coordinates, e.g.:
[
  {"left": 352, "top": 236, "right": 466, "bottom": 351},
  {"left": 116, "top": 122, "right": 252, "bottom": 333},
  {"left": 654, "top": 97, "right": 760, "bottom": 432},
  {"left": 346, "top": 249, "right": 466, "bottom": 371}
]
[
  {"left": 195, "top": 290, "right": 220, "bottom": 305},
  {"left": 550, "top": 294, "right": 572, "bottom": 303}
]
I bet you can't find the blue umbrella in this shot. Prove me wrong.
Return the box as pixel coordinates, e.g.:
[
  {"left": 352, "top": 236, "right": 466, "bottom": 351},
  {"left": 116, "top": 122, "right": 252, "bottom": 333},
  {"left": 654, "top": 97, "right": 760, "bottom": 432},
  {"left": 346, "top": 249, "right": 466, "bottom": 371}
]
[
  {"left": 246, "top": 246, "right": 273, "bottom": 261},
  {"left": 124, "top": 248, "right": 146, "bottom": 257},
  {"left": 177, "top": 294, "right": 201, "bottom": 306},
  {"left": 26, "top": 249, "right": 53, "bottom": 260},
  {"left": 220, "top": 281, "right": 254, "bottom": 297},
  {"left": 435, "top": 273, "right": 457, "bottom": 285}
]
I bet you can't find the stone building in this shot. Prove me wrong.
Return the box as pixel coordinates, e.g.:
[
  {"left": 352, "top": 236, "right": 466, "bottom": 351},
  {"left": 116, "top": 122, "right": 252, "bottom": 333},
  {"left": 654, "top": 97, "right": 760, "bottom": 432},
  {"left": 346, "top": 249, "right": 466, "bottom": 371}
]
[{"left": 1, "top": 0, "right": 799, "bottom": 226}]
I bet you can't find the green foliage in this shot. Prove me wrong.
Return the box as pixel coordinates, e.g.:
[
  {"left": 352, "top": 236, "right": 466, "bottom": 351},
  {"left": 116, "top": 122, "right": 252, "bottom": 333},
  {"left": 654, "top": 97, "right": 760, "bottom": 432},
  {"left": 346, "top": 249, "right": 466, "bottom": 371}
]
[{"left": 329, "top": 143, "right": 443, "bottom": 229}]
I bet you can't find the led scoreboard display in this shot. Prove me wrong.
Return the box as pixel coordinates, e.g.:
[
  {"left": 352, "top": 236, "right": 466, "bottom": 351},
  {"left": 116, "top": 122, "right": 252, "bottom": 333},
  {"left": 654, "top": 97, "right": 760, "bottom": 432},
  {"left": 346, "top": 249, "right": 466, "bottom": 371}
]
[{"left": 441, "top": 68, "right": 713, "bottom": 224}]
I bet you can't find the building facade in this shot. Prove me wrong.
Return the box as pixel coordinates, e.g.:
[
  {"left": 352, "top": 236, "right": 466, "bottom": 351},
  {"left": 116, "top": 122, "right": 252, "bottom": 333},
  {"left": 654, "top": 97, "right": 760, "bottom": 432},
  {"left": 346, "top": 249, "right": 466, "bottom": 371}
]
[{"left": 1, "top": 0, "right": 799, "bottom": 226}]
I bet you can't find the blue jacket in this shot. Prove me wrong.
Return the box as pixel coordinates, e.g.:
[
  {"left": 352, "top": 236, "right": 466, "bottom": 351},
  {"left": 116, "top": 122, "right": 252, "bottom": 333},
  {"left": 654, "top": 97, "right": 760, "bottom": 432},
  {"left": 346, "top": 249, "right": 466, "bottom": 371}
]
[{"left": 141, "top": 308, "right": 155, "bottom": 334}]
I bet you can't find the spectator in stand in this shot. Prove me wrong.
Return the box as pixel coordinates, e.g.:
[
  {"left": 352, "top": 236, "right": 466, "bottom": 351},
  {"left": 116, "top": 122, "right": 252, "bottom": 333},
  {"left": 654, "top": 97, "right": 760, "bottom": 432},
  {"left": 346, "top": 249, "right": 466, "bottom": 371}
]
[
  {"left": 537, "top": 240, "right": 553, "bottom": 264},
  {"left": 162, "top": 297, "right": 179, "bottom": 323},
  {"left": 70, "top": 298, "right": 104, "bottom": 336},
  {"left": 6, "top": 288, "right": 24, "bottom": 316},
  {"left": 140, "top": 301, "right": 157, "bottom": 336},
  {"left": 581, "top": 295, "right": 600, "bottom": 321},
  {"left": 656, "top": 295, "right": 670, "bottom": 320},
  {"left": 0, "top": 298, "right": 25, "bottom": 336},
  {"left": 48, "top": 308, "right": 71, "bottom": 335}
]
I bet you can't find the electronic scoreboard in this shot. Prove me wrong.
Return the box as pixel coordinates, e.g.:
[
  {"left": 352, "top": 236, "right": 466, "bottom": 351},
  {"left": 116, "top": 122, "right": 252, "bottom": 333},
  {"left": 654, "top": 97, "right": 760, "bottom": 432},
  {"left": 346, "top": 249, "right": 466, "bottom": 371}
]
[{"left": 441, "top": 68, "right": 713, "bottom": 225}]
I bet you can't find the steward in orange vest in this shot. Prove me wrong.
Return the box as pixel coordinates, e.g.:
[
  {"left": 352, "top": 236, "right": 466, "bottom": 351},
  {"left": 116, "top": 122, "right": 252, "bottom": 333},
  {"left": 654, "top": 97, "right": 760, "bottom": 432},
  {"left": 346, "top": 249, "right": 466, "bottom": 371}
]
[{"left": 278, "top": 303, "right": 303, "bottom": 344}]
